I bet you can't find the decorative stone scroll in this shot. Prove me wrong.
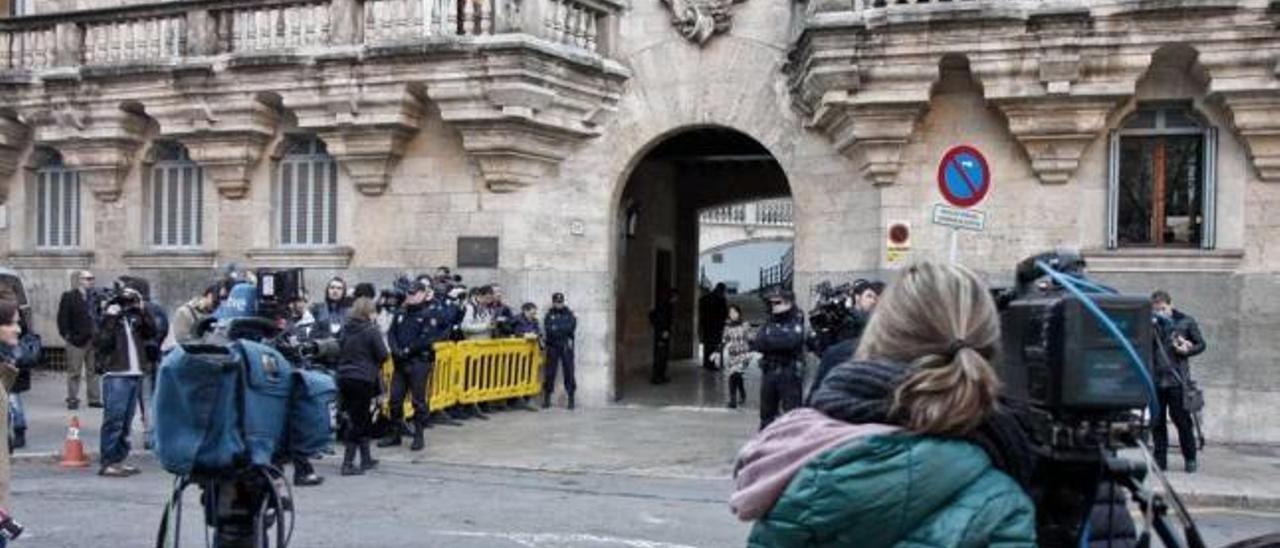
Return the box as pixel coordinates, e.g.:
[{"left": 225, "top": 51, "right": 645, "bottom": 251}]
[
  {"left": 152, "top": 94, "right": 283, "bottom": 199},
  {"left": 1213, "top": 91, "right": 1280, "bottom": 182},
  {"left": 991, "top": 95, "right": 1124, "bottom": 185},
  {"left": 661, "top": 0, "right": 746, "bottom": 46},
  {"left": 32, "top": 104, "right": 149, "bottom": 202}
]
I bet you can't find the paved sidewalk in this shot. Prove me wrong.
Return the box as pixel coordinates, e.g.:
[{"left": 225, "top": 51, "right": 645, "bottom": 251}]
[{"left": 12, "top": 371, "right": 1280, "bottom": 512}]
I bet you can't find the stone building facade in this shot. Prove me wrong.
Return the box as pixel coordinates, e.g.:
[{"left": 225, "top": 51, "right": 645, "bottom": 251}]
[{"left": 2, "top": 0, "right": 1279, "bottom": 442}]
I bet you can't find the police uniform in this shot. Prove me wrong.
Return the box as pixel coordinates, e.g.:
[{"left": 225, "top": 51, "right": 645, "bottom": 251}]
[
  {"left": 751, "top": 298, "right": 806, "bottom": 430},
  {"left": 543, "top": 296, "right": 578, "bottom": 409},
  {"left": 383, "top": 298, "right": 446, "bottom": 448}
]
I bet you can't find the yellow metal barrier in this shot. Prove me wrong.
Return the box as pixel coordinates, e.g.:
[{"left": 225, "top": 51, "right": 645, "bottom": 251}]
[{"left": 379, "top": 339, "right": 542, "bottom": 418}]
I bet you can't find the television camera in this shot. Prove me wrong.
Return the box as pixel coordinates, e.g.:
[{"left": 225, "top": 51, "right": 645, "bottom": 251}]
[
  {"left": 155, "top": 268, "right": 338, "bottom": 548},
  {"left": 994, "top": 250, "right": 1204, "bottom": 548},
  {"left": 806, "top": 280, "right": 856, "bottom": 355}
]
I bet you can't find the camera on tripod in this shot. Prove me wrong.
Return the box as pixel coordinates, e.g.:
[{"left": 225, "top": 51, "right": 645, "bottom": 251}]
[
  {"left": 994, "top": 250, "right": 1203, "bottom": 548},
  {"left": 807, "top": 280, "right": 855, "bottom": 354}
]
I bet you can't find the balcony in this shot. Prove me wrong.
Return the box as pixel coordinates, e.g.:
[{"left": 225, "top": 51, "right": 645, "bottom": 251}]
[{"left": 0, "top": 0, "right": 630, "bottom": 194}]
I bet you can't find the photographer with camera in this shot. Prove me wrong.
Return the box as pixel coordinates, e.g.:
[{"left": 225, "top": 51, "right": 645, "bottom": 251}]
[
  {"left": 751, "top": 288, "right": 807, "bottom": 430},
  {"left": 734, "top": 262, "right": 1036, "bottom": 546},
  {"left": 380, "top": 282, "right": 440, "bottom": 451},
  {"left": 807, "top": 279, "right": 884, "bottom": 398},
  {"left": 163, "top": 284, "right": 220, "bottom": 352},
  {"left": 57, "top": 271, "right": 101, "bottom": 410},
  {"left": 93, "top": 283, "right": 157, "bottom": 478},
  {"left": 1151, "top": 290, "right": 1206, "bottom": 473}
]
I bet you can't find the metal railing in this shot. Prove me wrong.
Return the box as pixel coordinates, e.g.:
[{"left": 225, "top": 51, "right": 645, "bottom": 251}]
[
  {"left": 759, "top": 247, "right": 794, "bottom": 293},
  {"left": 700, "top": 199, "right": 794, "bottom": 227},
  {"left": 0, "top": 0, "right": 616, "bottom": 70}
]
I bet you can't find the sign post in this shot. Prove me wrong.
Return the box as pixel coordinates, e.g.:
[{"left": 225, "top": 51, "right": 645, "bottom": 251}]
[{"left": 935, "top": 145, "right": 991, "bottom": 264}]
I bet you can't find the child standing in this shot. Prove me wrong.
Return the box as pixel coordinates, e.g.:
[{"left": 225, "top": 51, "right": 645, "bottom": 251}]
[{"left": 721, "top": 305, "right": 754, "bottom": 409}]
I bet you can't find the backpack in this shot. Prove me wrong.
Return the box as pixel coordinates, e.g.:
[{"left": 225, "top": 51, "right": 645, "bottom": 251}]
[{"left": 152, "top": 338, "right": 336, "bottom": 476}]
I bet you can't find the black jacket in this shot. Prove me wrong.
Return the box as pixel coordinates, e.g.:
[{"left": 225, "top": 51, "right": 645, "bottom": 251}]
[
  {"left": 57, "top": 289, "right": 96, "bottom": 347},
  {"left": 544, "top": 307, "right": 577, "bottom": 346},
  {"left": 750, "top": 307, "right": 806, "bottom": 372},
  {"left": 808, "top": 336, "right": 858, "bottom": 400},
  {"left": 698, "top": 292, "right": 728, "bottom": 343},
  {"left": 94, "top": 307, "right": 158, "bottom": 375},
  {"left": 1154, "top": 310, "right": 1206, "bottom": 388},
  {"left": 388, "top": 302, "right": 437, "bottom": 363},
  {"left": 336, "top": 318, "right": 388, "bottom": 385}
]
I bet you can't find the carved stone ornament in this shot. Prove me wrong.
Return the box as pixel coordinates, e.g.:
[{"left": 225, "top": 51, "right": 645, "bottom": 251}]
[{"left": 662, "top": 0, "right": 745, "bottom": 45}]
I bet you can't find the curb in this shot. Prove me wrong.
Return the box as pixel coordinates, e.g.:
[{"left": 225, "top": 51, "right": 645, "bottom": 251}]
[
  {"left": 11, "top": 450, "right": 98, "bottom": 465},
  {"left": 1175, "top": 490, "right": 1280, "bottom": 513}
]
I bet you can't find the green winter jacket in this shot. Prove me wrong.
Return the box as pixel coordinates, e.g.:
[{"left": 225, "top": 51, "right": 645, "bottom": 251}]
[{"left": 748, "top": 433, "right": 1036, "bottom": 548}]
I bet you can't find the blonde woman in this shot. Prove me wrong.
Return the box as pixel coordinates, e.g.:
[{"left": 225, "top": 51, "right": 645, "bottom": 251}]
[{"left": 731, "top": 261, "right": 1035, "bottom": 547}]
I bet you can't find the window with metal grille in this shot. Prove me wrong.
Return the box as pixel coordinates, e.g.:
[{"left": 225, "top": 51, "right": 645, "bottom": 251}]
[
  {"left": 1108, "top": 104, "right": 1217, "bottom": 249},
  {"left": 31, "top": 147, "right": 81, "bottom": 249},
  {"left": 148, "top": 141, "right": 204, "bottom": 248},
  {"left": 277, "top": 136, "right": 338, "bottom": 246}
]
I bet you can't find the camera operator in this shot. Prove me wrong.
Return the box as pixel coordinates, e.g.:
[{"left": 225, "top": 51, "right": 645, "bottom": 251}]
[
  {"left": 57, "top": 271, "right": 101, "bottom": 410},
  {"left": 380, "top": 282, "right": 439, "bottom": 451},
  {"left": 750, "top": 288, "right": 806, "bottom": 430},
  {"left": 807, "top": 280, "right": 884, "bottom": 398},
  {"left": 312, "top": 277, "right": 351, "bottom": 339},
  {"left": 1151, "top": 290, "right": 1206, "bottom": 473},
  {"left": 93, "top": 284, "right": 156, "bottom": 478},
  {"left": 735, "top": 262, "right": 1036, "bottom": 546},
  {"left": 490, "top": 285, "right": 516, "bottom": 338}
]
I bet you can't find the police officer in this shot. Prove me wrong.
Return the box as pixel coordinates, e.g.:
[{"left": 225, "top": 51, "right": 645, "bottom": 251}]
[
  {"left": 380, "top": 282, "right": 438, "bottom": 451},
  {"left": 751, "top": 288, "right": 806, "bottom": 430},
  {"left": 543, "top": 293, "right": 578, "bottom": 409}
]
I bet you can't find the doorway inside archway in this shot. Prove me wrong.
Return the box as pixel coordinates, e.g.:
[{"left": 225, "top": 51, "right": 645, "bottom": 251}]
[{"left": 614, "top": 127, "right": 793, "bottom": 408}]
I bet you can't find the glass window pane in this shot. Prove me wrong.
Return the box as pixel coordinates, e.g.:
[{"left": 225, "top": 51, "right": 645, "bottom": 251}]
[
  {"left": 152, "top": 168, "right": 164, "bottom": 245},
  {"left": 50, "top": 172, "right": 61, "bottom": 247},
  {"left": 183, "top": 167, "right": 195, "bottom": 246},
  {"left": 195, "top": 168, "right": 204, "bottom": 246},
  {"left": 1162, "top": 135, "right": 1204, "bottom": 246},
  {"left": 281, "top": 163, "right": 293, "bottom": 245},
  {"left": 167, "top": 167, "right": 180, "bottom": 246},
  {"left": 36, "top": 174, "right": 47, "bottom": 248},
  {"left": 297, "top": 162, "right": 310, "bottom": 245},
  {"left": 1124, "top": 110, "right": 1157, "bottom": 130},
  {"left": 1118, "top": 137, "right": 1154, "bottom": 246},
  {"left": 328, "top": 161, "right": 337, "bottom": 245},
  {"left": 1164, "top": 109, "right": 1201, "bottom": 129}
]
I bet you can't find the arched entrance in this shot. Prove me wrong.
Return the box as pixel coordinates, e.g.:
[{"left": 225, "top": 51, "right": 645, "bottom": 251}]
[{"left": 613, "top": 126, "right": 793, "bottom": 407}]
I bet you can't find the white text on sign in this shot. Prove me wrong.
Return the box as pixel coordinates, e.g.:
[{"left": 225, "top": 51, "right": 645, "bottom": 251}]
[{"left": 932, "top": 204, "right": 986, "bottom": 232}]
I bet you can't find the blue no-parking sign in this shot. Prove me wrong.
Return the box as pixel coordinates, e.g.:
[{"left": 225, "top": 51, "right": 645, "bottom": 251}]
[{"left": 937, "top": 145, "right": 990, "bottom": 208}]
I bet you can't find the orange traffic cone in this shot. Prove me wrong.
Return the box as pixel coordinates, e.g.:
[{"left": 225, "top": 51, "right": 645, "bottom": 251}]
[{"left": 60, "top": 416, "right": 91, "bottom": 468}]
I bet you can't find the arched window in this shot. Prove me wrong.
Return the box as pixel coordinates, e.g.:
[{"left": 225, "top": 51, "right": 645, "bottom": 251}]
[
  {"left": 31, "top": 147, "right": 81, "bottom": 249},
  {"left": 148, "top": 141, "right": 204, "bottom": 248},
  {"left": 1109, "top": 103, "right": 1217, "bottom": 248},
  {"left": 277, "top": 136, "right": 338, "bottom": 246}
]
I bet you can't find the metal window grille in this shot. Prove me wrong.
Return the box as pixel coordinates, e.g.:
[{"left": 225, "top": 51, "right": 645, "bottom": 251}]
[
  {"left": 149, "top": 142, "right": 204, "bottom": 248},
  {"left": 278, "top": 137, "right": 338, "bottom": 246},
  {"left": 34, "top": 159, "right": 81, "bottom": 249}
]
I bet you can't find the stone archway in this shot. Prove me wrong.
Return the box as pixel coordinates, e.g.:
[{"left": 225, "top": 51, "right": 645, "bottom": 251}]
[{"left": 610, "top": 125, "right": 793, "bottom": 406}]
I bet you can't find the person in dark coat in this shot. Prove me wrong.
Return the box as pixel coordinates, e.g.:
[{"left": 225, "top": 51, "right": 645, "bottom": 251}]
[
  {"left": 648, "top": 289, "right": 678, "bottom": 385},
  {"left": 381, "top": 282, "right": 441, "bottom": 450},
  {"left": 1151, "top": 290, "right": 1206, "bottom": 473},
  {"left": 93, "top": 285, "right": 156, "bottom": 478},
  {"left": 513, "top": 303, "right": 542, "bottom": 340},
  {"left": 311, "top": 276, "right": 351, "bottom": 339},
  {"left": 750, "top": 288, "right": 806, "bottom": 430},
  {"left": 698, "top": 283, "right": 729, "bottom": 371},
  {"left": 543, "top": 293, "right": 578, "bottom": 409},
  {"left": 336, "top": 298, "right": 389, "bottom": 476},
  {"left": 806, "top": 280, "right": 885, "bottom": 399},
  {"left": 57, "top": 270, "right": 100, "bottom": 410}
]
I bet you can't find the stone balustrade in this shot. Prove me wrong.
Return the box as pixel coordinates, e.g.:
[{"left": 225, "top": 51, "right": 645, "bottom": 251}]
[
  {"left": 0, "top": 0, "right": 619, "bottom": 71},
  {"left": 0, "top": 25, "right": 57, "bottom": 69},
  {"left": 218, "top": 1, "right": 332, "bottom": 53},
  {"left": 701, "top": 199, "right": 794, "bottom": 227},
  {"left": 84, "top": 14, "right": 186, "bottom": 65}
]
